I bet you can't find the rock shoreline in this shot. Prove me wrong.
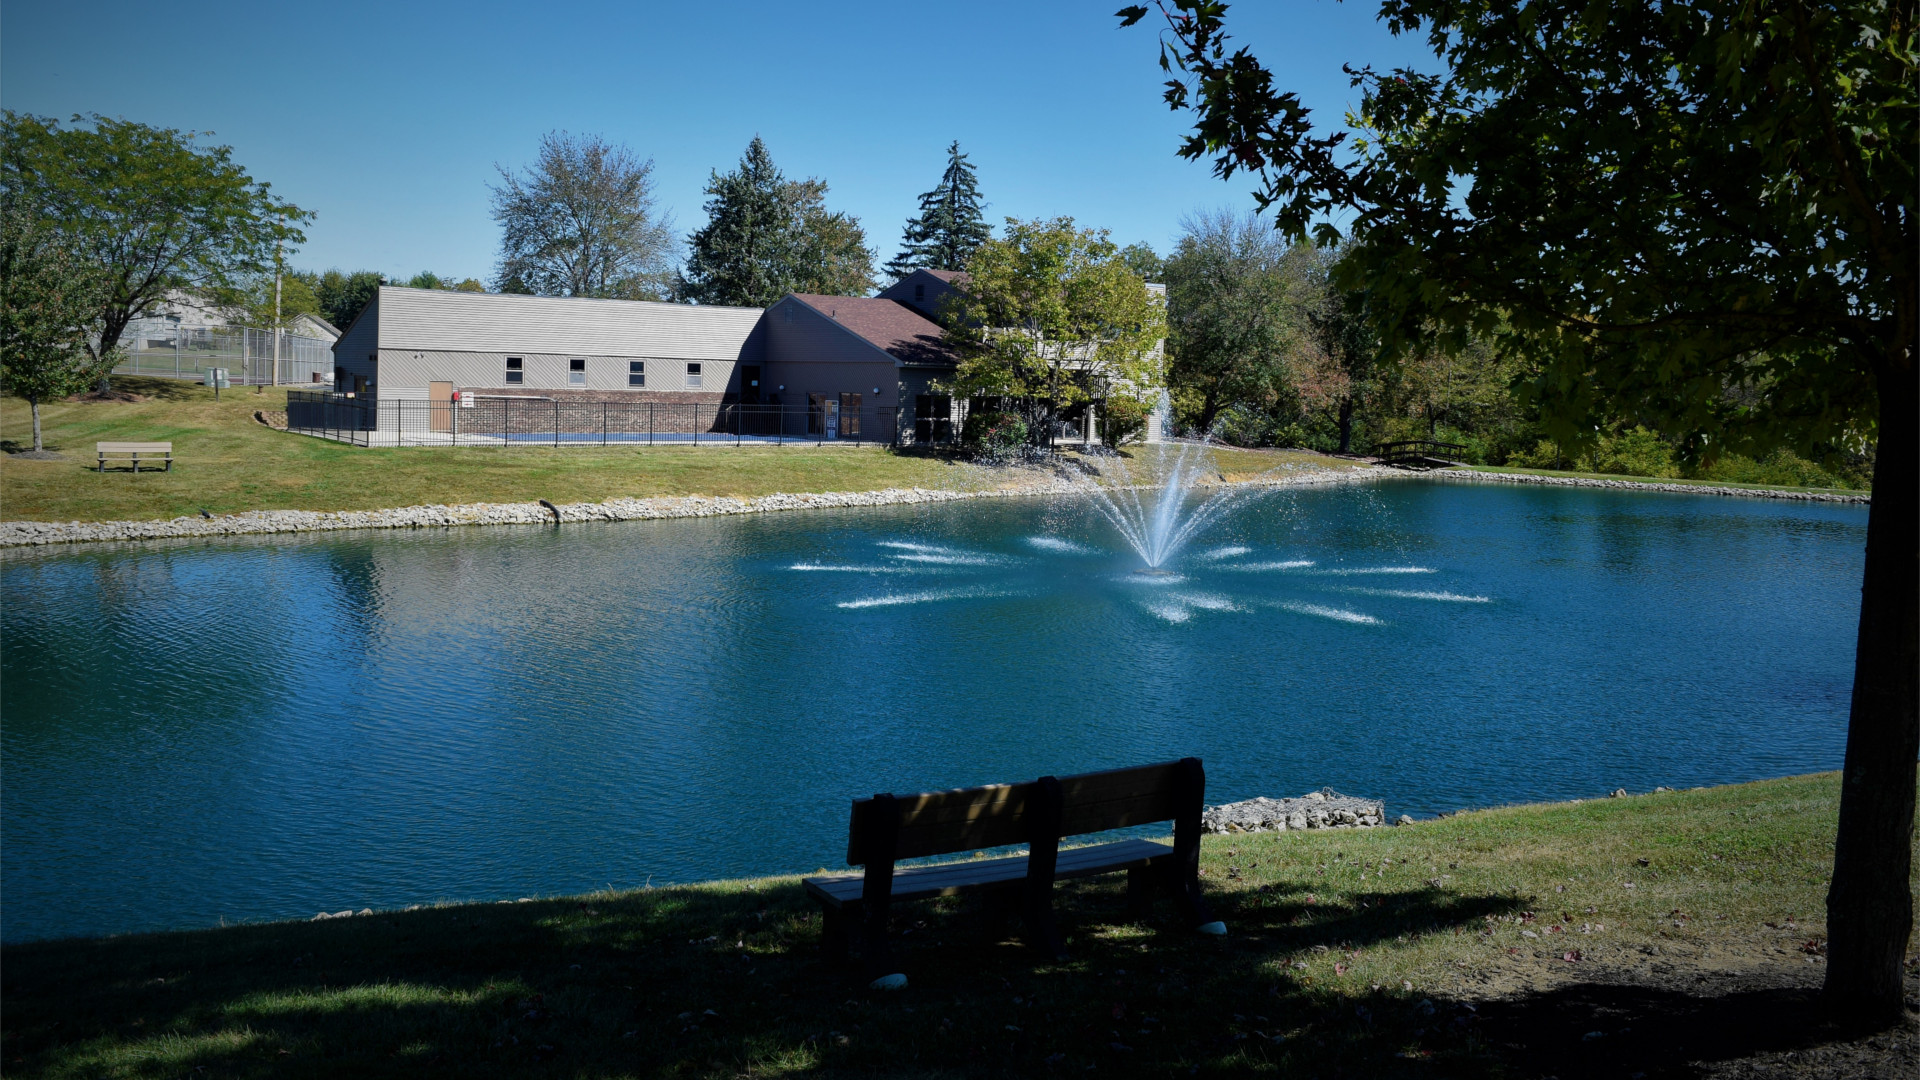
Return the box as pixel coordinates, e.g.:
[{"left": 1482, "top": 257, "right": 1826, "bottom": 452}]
[
  {"left": 0, "top": 465, "right": 1387, "bottom": 549},
  {"left": 1433, "top": 468, "right": 1869, "bottom": 504},
  {"left": 1202, "top": 789, "right": 1389, "bottom": 833}
]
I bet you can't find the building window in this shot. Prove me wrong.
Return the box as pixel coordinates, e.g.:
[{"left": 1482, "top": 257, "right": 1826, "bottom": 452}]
[
  {"left": 505, "top": 357, "right": 523, "bottom": 384},
  {"left": 569, "top": 357, "right": 586, "bottom": 385},
  {"left": 686, "top": 362, "right": 702, "bottom": 389},
  {"left": 628, "top": 361, "right": 646, "bottom": 387},
  {"left": 914, "top": 284, "right": 925, "bottom": 301},
  {"left": 782, "top": 304, "right": 794, "bottom": 324}
]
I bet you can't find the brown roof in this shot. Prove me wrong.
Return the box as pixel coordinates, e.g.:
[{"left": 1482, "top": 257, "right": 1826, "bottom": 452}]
[
  {"left": 792, "top": 294, "right": 958, "bottom": 367},
  {"left": 923, "top": 269, "right": 968, "bottom": 284}
]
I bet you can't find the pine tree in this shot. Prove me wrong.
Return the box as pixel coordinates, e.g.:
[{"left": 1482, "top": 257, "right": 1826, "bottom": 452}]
[
  {"left": 680, "top": 137, "right": 876, "bottom": 305},
  {"left": 680, "top": 137, "right": 790, "bottom": 307},
  {"left": 883, "top": 141, "right": 990, "bottom": 282}
]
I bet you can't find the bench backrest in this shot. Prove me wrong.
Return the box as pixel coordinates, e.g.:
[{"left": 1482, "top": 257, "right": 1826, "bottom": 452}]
[
  {"left": 97, "top": 442, "right": 173, "bottom": 452},
  {"left": 846, "top": 758, "right": 1198, "bottom": 865}
]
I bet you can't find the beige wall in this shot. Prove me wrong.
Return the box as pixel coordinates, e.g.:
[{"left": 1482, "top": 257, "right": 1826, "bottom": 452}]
[{"left": 377, "top": 350, "right": 739, "bottom": 399}]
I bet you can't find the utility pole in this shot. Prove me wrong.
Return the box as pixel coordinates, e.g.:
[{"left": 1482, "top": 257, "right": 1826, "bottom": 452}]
[{"left": 271, "top": 229, "right": 283, "bottom": 387}]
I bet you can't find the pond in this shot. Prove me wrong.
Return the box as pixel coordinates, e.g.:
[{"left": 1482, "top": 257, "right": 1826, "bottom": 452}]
[{"left": 0, "top": 478, "right": 1866, "bottom": 942}]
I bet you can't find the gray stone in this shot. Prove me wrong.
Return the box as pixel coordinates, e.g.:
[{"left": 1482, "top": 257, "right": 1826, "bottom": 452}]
[{"left": 1201, "top": 788, "right": 1387, "bottom": 834}]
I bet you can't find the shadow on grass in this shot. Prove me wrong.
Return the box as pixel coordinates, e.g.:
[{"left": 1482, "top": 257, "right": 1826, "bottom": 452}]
[{"left": 2, "top": 877, "right": 1885, "bottom": 1078}]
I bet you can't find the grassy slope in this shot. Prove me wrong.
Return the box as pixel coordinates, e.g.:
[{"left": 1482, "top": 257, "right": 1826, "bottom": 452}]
[
  {"left": 0, "top": 381, "right": 1347, "bottom": 523},
  {"left": 5, "top": 773, "right": 1907, "bottom": 1079},
  {"left": 1459, "top": 464, "right": 1867, "bottom": 497}
]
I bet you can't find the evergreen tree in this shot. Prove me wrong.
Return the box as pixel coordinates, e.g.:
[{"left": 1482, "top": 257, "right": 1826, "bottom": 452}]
[
  {"left": 883, "top": 141, "right": 990, "bottom": 282},
  {"left": 680, "top": 137, "right": 875, "bottom": 306}
]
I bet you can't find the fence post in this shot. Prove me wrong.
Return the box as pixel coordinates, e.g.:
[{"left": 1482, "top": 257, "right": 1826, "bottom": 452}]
[
  {"left": 694, "top": 404, "right": 700, "bottom": 446},
  {"left": 735, "top": 403, "right": 741, "bottom": 446},
  {"left": 602, "top": 401, "right": 608, "bottom": 446},
  {"left": 554, "top": 399, "right": 560, "bottom": 448},
  {"left": 648, "top": 402, "right": 654, "bottom": 446}
]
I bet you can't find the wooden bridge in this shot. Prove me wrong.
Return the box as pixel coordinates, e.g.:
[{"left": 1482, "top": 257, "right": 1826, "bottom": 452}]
[{"left": 1373, "top": 439, "right": 1470, "bottom": 470}]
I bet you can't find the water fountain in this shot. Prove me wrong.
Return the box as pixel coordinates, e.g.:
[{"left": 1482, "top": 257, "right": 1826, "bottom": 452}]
[{"left": 1072, "top": 439, "right": 1276, "bottom": 570}]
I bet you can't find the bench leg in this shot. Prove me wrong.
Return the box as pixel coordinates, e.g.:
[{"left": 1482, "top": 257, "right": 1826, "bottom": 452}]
[
  {"left": 820, "top": 904, "right": 852, "bottom": 963},
  {"left": 1126, "top": 865, "right": 1154, "bottom": 919},
  {"left": 1173, "top": 758, "right": 1225, "bottom": 935}
]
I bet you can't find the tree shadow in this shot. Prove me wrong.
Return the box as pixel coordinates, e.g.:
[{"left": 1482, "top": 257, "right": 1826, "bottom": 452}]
[{"left": 5, "top": 877, "right": 1906, "bottom": 1078}]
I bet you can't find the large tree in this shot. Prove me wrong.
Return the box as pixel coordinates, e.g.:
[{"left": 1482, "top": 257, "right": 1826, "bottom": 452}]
[
  {"left": 1163, "top": 209, "right": 1304, "bottom": 433},
  {"left": 941, "top": 216, "right": 1166, "bottom": 440},
  {"left": 296, "top": 269, "right": 384, "bottom": 331},
  {"left": 883, "top": 141, "right": 992, "bottom": 282},
  {"left": 681, "top": 137, "right": 875, "bottom": 305},
  {"left": 490, "top": 131, "right": 675, "bottom": 300},
  {"left": 0, "top": 205, "right": 114, "bottom": 452},
  {"left": 1122, "top": 0, "right": 1916, "bottom": 1020},
  {"left": 0, "top": 112, "right": 308, "bottom": 391}
]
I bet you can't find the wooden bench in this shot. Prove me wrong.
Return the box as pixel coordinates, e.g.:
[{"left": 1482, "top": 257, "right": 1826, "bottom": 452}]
[
  {"left": 803, "top": 757, "right": 1222, "bottom": 990},
  {"left": 96, "top": 442, "right": 173, "bottom": 473}
]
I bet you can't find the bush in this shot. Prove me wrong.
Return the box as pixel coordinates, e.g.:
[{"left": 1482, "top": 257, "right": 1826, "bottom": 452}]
[
  {"left": 1509, "top": 439, "right": 1570, "bottom": 469},
  {"left": 1100, "top": 397, "right": 1150, "bottom": 448},
  {"left": 1210, "top": 404, "right": 1276, "bottom": 447},
  {"left": 960, "top": 409, "right": 1030, "bottom": 461},
  {"left": 1579, "top": 426, "right": 1679, "bottom": 478},
  {"left": 1695, "top": 448, "right": 1843, "bottom": 489}
]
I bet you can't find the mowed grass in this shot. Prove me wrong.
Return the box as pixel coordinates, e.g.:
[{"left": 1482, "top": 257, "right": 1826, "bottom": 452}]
[
  {"left": 1458, "top": 464, "right": 1868, "bottom": 497},
  {"left": 5, "top": 773, "right": 1905, "bottom": 1079},
  {"left": 0, "top": 380, "right": 1359, "bottom": 524}
]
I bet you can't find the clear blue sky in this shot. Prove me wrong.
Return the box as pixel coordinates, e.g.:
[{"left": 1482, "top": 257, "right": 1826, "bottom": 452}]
[{"left": 1, "top": 1, "right": 1435, "bottom": 284}]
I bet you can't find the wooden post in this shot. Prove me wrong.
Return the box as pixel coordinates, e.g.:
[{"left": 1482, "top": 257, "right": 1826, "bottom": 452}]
[
  {"left": 858, "top": 794, "right": 904, "bottom": 987},
  {"left": 1171, "top": 757, "right": 1220, "bottom": 931},
  {"left": 1023, "top": 775, "right": 1067, "bottom": 959}
]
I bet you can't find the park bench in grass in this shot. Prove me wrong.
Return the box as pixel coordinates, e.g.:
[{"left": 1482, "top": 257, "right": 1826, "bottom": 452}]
[
  {"left": 803, "top": 757, "right": 1223, "bottom": 990},
  {"left": 96, "top": 441, "right": 173, "bottom": 473}
]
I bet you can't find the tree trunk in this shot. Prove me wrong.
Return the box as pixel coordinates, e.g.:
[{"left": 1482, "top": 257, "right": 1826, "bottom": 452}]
[
  {"left": 30, "top": 396, "right": 42, "bottom": 452},
  {"left": 1821, "top": 355, "right": 1918, "bottom": 1026},
  {"left": 1337, "top": 396, "right": 1355, "bottom": 454}
]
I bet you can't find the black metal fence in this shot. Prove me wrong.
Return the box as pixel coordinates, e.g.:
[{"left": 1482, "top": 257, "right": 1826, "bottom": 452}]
[{"left": 284, "top": 392, "right": 949, "bottom": 448}]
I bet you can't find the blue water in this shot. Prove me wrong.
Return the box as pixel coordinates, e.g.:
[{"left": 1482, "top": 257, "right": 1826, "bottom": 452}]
[{"left": 0, "top": 479, "right": 1865, "bottom": 942}]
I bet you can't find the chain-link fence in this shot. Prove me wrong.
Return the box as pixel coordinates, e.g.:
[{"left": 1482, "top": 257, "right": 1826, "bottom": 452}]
[
  {"left": 114, "top": 319, "right": 335, "bottom": 386},
  {"left": 285, "top": 393, "right": 930, "bottom": 448}
]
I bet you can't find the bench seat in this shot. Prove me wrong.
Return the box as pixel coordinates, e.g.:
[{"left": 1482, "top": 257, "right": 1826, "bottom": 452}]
[{"left": 804, "top": 838, "right": 1172, "bottom": 908}]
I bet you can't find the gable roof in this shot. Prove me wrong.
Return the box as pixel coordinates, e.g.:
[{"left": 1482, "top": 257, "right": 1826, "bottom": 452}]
[
  {"left": 790, "top": 294, "right": 958, "bottom": 367},
  {"left": 922, "top": 269, "right": 968, "bottom": 284}
]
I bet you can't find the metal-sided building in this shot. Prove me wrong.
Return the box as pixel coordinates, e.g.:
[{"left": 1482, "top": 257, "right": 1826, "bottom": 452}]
[{"left": 320, "top": 271, "right": 967, "bottom": 444}]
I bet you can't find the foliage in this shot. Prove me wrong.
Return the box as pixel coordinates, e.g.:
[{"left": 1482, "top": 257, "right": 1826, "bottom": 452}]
[
  {"left": 680, "top": 138, "right": 875, "bottom": 306},
  {"left": 882, "top": 141, "right": 991, "bottom": 281},
  {"left": 1117, "top": 241, "right": 1164, "bottom": 283},
  {"left": 1579, "top": 426, "right": 1681, "bottom": 479},
  {"left": 1099, "top": 394, "right": 1151, "bottom": 447},
  {"left": 1122, "top": 0, "right": 1916, "bottom": 1014},
  {"left": 959, "top": 408, "right": 1030, "bottom": 460},
  {"left": 940, "top": 217, "right": 1166, "bottom": 439},
  {"left": 300, "top": 269, "right": 383, "bottom": 331},
  {"left": 784, "top": 179, "right": 878, "bottom": 298},
  {"left": 0, "top": 205, "right": 115, "bottom": 449},
  {"left": 490, "top": 131, "right": 675, "bottom": 301},
  {"left": 1161, "top": 209, "right": 1309, "bottom": 434},
  {"left": 0, "top": 112, "right": 309, "bottom": 389},
  {"left": 211, "top": 271, "right": 321, "bottom": 331},
  {"left": 1697, "top": 448, "right": 1850, "bottom": 490}
]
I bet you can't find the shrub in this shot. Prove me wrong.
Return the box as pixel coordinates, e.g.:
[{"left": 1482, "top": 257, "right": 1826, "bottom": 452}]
[
  {"left": 1696, "top": 448, "right": 1842, "bottom": 489},
  {"left": 1210, "top": 404, "right": 1276, "bottom": 447},
  {"left": 1578, "top": 426, "right": 1679, "bottom": 478},
  {"left": 1100, "top": 397, "right": 1151, "bottom": 448},
  {"left": 960, "top": 409, "right": 1029, "bottom": 461},
  {"left": 1509, "top": 439, "right": 1570, "bottom": 469}
]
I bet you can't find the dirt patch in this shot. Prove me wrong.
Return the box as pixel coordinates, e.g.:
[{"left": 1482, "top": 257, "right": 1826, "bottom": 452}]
[{"left": 5, "top": 450, "right": 66, "bottom": 460}]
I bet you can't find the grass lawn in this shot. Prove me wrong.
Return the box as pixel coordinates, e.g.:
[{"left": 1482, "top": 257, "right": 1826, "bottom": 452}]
[
  {"left": 4, "top": 773, "right": 1911, "bottom": 1078},
  {"left": 1456, "top": 464, "right": 1868, "bottom": 497},
  {"left": 0, "top": 380, "right": 1354, "bottom": 524}
]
